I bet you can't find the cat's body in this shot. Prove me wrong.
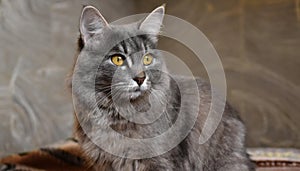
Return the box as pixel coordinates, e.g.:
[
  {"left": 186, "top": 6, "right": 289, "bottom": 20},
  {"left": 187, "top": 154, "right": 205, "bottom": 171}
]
[
  {"left": 75, "top": 76, "right": 252, "bottom": 171},
  {"left": 70, "top": 5, "right": 254, "bottom": 171}
]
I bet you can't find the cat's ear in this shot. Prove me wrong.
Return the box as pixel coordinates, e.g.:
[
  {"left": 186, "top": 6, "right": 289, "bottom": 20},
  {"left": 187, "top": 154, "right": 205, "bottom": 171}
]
[
  {"left": 80, "top": 6, "right": 108, "bottom": 43},
  {"left": 139, "top": 5, "right": 165, "bottom": 35}
]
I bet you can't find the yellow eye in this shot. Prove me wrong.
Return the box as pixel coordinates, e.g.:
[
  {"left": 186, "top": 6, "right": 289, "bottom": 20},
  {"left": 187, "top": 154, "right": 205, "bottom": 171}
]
[
  {"left": 143, "top": 54, "right": 153, "bottom": 65},
  {"left": 111, "top": 55, "right": 124, "bottom": 66}
]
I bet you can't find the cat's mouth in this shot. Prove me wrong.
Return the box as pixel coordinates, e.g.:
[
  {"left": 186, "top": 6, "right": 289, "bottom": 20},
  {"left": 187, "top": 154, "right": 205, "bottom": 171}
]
[
  {"left": 129, "top": 91, "right": 141, "bottom": 99},
  {"left": 127, "top": 88, "right": 149, "bottom": 100},
  {"left": 128, "top": 89, "right": 145, "bottom": 100}
]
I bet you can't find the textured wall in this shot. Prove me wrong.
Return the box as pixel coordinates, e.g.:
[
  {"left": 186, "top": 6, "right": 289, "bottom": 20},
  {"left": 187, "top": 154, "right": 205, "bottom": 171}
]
[{"left": 0, "top": 0, "right": 299, "bottom": 156}]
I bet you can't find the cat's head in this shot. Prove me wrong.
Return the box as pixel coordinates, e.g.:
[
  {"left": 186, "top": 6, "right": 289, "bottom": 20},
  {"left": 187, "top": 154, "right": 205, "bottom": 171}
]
[{"left": 73, "top": 5, "right": 170, "bottom": 113}]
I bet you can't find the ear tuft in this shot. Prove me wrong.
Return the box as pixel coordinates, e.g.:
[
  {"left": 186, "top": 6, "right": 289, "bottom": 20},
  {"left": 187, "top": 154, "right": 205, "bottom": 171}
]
[
  {"left": 80, "top": 6, "right": 108, "bottom": 43},
  {"left": 139, "top": 5, "right": 165, "bottom": 35}
]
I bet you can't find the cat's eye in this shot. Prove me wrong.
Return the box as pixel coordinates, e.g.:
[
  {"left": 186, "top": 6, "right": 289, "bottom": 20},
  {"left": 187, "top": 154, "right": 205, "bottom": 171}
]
[
  {"left": 143, "top": 54, "right": 153, "bottom": 65},
  {"left": 111, "top": 55, "right": 124, "bottom": 66}
]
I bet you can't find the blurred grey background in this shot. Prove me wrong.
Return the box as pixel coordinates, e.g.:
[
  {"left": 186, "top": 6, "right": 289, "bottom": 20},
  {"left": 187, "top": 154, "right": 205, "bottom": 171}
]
[{"left": 0, "top": 0, "right": 299, "bottom": 156}]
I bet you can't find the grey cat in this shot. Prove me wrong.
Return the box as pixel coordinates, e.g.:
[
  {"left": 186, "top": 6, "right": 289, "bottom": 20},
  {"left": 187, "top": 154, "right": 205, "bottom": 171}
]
[{"left": 70, "top": 5, "right": 254, "bottom": 171}]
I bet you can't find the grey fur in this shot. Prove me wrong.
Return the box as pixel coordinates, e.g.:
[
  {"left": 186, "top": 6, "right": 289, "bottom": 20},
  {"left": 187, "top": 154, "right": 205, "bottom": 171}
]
[{"left": 71, "top": 5, "right": 254, "bottom": 171}]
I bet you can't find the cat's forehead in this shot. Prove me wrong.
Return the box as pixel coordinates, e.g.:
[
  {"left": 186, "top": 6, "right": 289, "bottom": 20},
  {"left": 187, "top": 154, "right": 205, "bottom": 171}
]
[
  {"left": 97, "top": 24, "right": 139, "bottom": 41},
  {"left": 103, "top": 25, "right": 156, "bottom": 54},
  {"left": 83, "top": 24, "right": 157, "bottom": 57}
]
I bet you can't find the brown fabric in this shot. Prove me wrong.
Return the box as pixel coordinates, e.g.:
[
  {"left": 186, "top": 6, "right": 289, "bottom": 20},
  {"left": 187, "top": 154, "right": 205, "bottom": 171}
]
[
  {"left": 0, "top": 139, "right": 91, "bottom": 171},
  {"left": 256, "top": 168, "right": 300, "bottom": 171},
  {"left": 249, "top": 148, "right": 300, "bottom": 171},
  {"left": 1, "top": 140, "right": 300, "bottom": 171}
]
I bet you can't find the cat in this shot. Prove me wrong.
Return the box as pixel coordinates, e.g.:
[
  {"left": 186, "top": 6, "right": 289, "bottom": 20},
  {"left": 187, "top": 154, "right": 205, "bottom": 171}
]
[{"left": 70, "top": 5, "right": 254, "bottom": 171}]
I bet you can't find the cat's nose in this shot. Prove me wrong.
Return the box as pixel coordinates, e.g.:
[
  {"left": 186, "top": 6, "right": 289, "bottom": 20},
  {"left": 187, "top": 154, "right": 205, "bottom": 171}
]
[{"left": 133, "top": 71, "right": 146, "bottom": 86}]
